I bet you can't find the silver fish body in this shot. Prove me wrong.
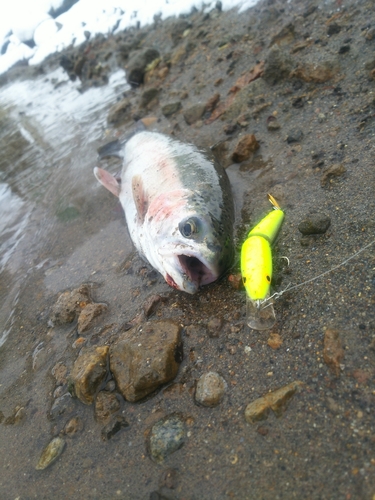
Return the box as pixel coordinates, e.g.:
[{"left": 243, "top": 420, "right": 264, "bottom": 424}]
[{"left": 94, "top": 131, "right": 234, "bottom": 294}]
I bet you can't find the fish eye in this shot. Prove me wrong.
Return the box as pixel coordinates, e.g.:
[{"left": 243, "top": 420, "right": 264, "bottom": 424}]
[{"left": 179, "top": 217, "right": 201, "bottom": 238}]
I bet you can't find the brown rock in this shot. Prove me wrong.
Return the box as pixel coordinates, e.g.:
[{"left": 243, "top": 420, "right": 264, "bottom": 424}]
[
  {"left": 231, "top": 134, "right": 259, "bottom": 163},
  {"left": 95, "top": 391, "right": 120, "bottom": 423},
  {"left": 320, "top": 163, "right": 346, "bottom": 187},
  {"left": 143, "top": 294, "right": 166, "bottom": 318},
  {"left": 207, "top": 317, "right": 223, "bottom": 338},
  {"left": 205, "top": 93, "right": 220, "bottom": 113},
  {"left": 323, "top": 328, "right": 344, "bottom": 377},
  {"left": 50, "top": 285, "right": 91, "bottom": 325},
  {"left": 64, "top": 416, "right": 84, "bottom": 436},
  {"left": 52, "top": 362, "right": 68, "bottom": 386},
  {"left": 291, "top": 61, "right": 338, "bottom": 83},
  {"left": 107, "top": 98, "right": 132, "bottom": 126},
  {"left": 77, "top": 303, "right": 108, "bottom": 334},
  {"left": 267, "top": 333, "right": 283, "bottom": 349},
  {"left": 244, "top": 396, "right": 270, "bottom": 423},
  {"left": 245, "top": 381, "right": 303, "bottom": 423},
  {"left": 183, "top": 104, "right": 206, "bottom": 125},
  {"left": 110, "top": 320, "right": 182, "bottom": 402},
  {"left": 71, "top": 346, "right": 109, "bottom": 405}
]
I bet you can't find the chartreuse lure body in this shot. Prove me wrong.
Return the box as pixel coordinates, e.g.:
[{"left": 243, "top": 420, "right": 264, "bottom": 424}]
[{"left": 241, "top": 194, "right": 284, "bottom": 330}]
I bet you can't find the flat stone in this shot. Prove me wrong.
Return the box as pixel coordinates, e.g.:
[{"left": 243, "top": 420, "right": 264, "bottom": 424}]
[
  {"left": 110, "top": 320, "right": 182, "bottom": 402},
  {"left": 77, "top": 302, "right": 108, "bottom": 334},
  {"left": 71, "top": 346, "right": 109, "bottom": 405}
]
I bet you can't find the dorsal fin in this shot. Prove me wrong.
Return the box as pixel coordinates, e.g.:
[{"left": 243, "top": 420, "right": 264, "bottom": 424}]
[{"left": 94, "top": 167, "right": 120, "bottom": 197}]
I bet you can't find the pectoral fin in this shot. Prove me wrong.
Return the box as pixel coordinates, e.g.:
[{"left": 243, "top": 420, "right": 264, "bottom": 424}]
[
  {"left": 94, "top": 167, "right": 120, "bottom": 197},
  {"left": 132, "top": 175, "right": 148, "bottom": 223}
]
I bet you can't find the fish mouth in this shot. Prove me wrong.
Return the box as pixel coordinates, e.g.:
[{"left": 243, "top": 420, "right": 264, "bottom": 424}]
[{"left": 177, "top": 255, "right": 217, "bottom": 288}]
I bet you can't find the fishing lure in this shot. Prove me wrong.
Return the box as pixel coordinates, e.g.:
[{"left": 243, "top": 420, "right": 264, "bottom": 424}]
[{"left": 241, "top": 194, "right": 284, "bottom": 330}]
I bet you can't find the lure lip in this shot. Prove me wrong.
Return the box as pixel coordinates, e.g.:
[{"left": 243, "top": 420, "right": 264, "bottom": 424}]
[{"left": 245, "top": 295, "right": 276, "bottom": 330}]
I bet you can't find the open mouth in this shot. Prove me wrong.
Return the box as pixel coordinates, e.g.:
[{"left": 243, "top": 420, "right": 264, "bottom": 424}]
[{"left": 177, "top": 255, "right": 216, "bottom": 287}]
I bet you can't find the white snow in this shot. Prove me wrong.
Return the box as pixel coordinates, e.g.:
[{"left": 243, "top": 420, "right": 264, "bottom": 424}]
[{"left": 0, "top": 0, "right": 258, "bottom": 75}]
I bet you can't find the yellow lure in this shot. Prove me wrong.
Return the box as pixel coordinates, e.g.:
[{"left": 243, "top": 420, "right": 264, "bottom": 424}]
[{"left": 241, "top": 194, "right": 284, "bottom": 303}]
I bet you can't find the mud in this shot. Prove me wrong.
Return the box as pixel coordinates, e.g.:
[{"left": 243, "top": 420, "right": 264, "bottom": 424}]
[{"left": 0, "top": 0, "right": 375, "bottom": 499}]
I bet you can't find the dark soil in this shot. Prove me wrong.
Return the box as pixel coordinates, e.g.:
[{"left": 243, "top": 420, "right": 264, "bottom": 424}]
[{"left": 1, "top": 0, "right": 375, "bottom": 499}]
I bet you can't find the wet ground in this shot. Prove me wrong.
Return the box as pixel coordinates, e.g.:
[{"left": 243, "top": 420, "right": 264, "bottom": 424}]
[{"left": 1, "top": 0, "right": 375, "bottom": 498}]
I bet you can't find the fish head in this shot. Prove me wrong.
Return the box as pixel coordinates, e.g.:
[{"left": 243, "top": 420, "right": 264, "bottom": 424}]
[{"left": 144, "top": 194, "right": 233, "bottom": 293}]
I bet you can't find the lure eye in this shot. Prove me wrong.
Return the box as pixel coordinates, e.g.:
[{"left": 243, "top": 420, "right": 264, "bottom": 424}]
[{"left": 179, "top": 217, "right": 201, "bottom": 238}]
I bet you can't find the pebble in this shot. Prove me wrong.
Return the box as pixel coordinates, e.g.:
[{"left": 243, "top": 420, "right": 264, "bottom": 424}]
[
  {"left": 95, "top": 391, "right": 120, "bottom": 423},
  {"left": 245, "top": 381, "right": 303, "bottom": 423},
  {"left": 320, "top": 163, "right": 346, "bottom": 187},
  {"left": 327, "top": 23, "right": 341, "bottom": 36},
  {"left": 101, "top": 415, "right": 129, "bottom": 441},
  {"left": 159, "top": 468, "right": 179, "bottom": 489},
  {"left": 290, "top": 60, "right": 336, "bottom": 83},
  {"left": 323, "top": 328, "right": 344, "bottom": 377},
  {"left": 110, "top": 320, "right": 182, "bottom": 402},
  {"left": 162, "top": 102, "right": 182, "bottom": 117},
  {"left": 267, "top": 116, "right": 281, "bottom": 131},
  {"left": 36, "top": 437, "right": 66, "bottom": 470},
  {"left": 107, "top": 98, "right": 132, "bottom": 126},
  {"left": 139, "top": 87, "right": 159, "bottom": 109},
  {"left": 64, "top": 416, "right": 84, "bottom": 436},
  {"left": 71, "top": 346, "right": 109, "bottom": 405},
  {"left": 267, "top": 333, "right": 283, "bottom": 349},
  {"left": 51, "top": 362, "right": 68, "bottom": 386},
  {"left": 148, "top": 414, "right": 186, "bottom": 463},
  {"left": 298, "top": 212, "right": 331, "bottom": 235},
  {"left": 143, "top": 294, "right": 166, "bottom": 318},
  {"left": 126, "top": 48, "right": 160, "bottom": 86},
  {"left": 286, "top": 129, "right": 303, "bottom": 144},
  {"left": 207, "top": 317, "right": 223, "bottom": 338},
  {"left": 231, "top": 134, "right": 259, "bottom": 163},
  {"left": 195, "top": 371, "right": 226, "bottom": 407},
  {"left": 77, "top": 302, "right": 108, "bottom": 334},
  {"left": 183, "top": 103, "right": 206, "bottom": 125},
  {"left": 262, "top": 45, "right": 293, "bottom": 83},
  {"left": 49, "top": 393, "right": 75, "bottom": 420}
]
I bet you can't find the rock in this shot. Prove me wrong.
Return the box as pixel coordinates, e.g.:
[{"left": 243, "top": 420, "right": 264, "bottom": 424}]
[
  {"left": 338, "top": 45, "right": 350, "bottom": 55},
  {"left": 3, "top": 406, "right": 26, "bottom": 425},
  {"left": 228, "top": 273, "right": 243, "bottom": 290},
  {"left": 107, "top": 98, "right": 132, "bottom": 126},
  {"left": 36, "top": 437, "right": 66, "bottom": 470},
  {"left": 327, "top": 23, "right": 341, "bottom": 36},
  {"left": 52, "top": 362, "right": 68, "bottom": 386},
  {"left": 110, "top": 320, "right": 182, "bottom": 402},
  {"left": 140, "top": 87, "right": 159, "bottom": 108},
  {"left": 207, "top": 317, "right": 223, "bottom": 338},
  {"left": 162, "top": 102, "right": 182, "bottom": 117},
  {"left": 195, "top": 372, "right": 226, "bottom": 407},
  {"left": 286, "top": 129, "right": 303, "bottom": 143},
  {"left": 320, "top": 163, "right": 346, "bottom": 187},
  {"left": 64, "top": 416, "right": 84, "bottom": 436},
  {"left": 148, "top": 414, "right": 186, "bottom": 463},
  {"left": 101, "top": 415, "right": 129, "bottom": 441},
  {"left": 231, "top": 134, "right": 259, "bottom": 163},
  {"left": 291, "top": 61, "right": 337, "bottom": 83},
  {"left": 183, "top": 104, "right": 206, "bottom": 125},
  {"left": 71, "top": 346, "right": 109, "bottom": 405},
  {"left": 262, "top": 46, "right": 293, "bottom": 84},
  {"left": 95, "top": 391, "right": 120, "bottom": 423},
  {"left": 245, "top": 381, "right": 303, "bottom": 423},
  {"left": 323, "top": 328, "right": 344, "bottom": 377},
  {"left": 244, "top": 396, "right": 270, "bottom": 423},
  {"left": 49, "top": 393, "right": 75, "bottom": 420},
  {"left": 267, "top": 333, "right": 283, "bottom": 349},
  {"left": 159, "top": 468, "right": 179, "bottom": 489},
  {"left": 126, "top": 48, "right": 160, "bottom": 85},
  {"left": 143, "top": 294, "right": 166, "bottom": 318},
  {"left": 267, "top": 116, "right": 280, "bottom": 131},
  {"left": 298, "top": 212, "right": 331, "bottom": 235},
  {"left": 50, "top": 284, "right": 91, "bottom": 325},
  {"left": 170, "top": 19, "right": 191, "bottom": 46},
  {"left": 77, "top": 302, "right": 108, "bottom": 334},
  {"left": 205, "top": 93, "right": 220, "bottom": 113}
]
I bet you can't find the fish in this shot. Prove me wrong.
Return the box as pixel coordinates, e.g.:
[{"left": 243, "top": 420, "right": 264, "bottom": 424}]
[
  {"left": 241, "top": 194, "right": 284, "bottom": 330},
  {"left": 94, "top": 130, "right": 234, "bottom": 294}
]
